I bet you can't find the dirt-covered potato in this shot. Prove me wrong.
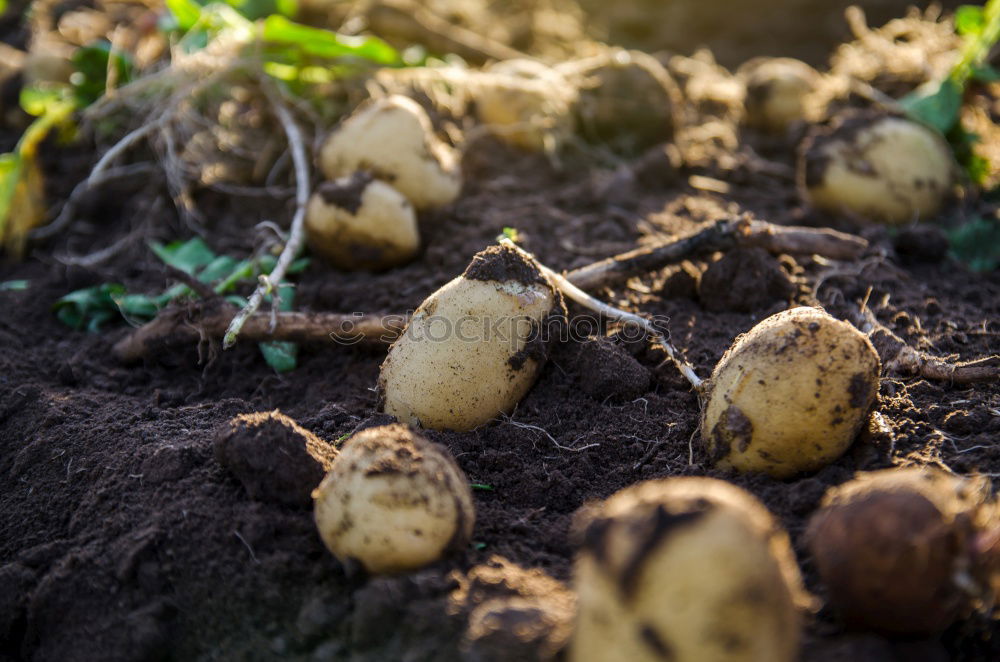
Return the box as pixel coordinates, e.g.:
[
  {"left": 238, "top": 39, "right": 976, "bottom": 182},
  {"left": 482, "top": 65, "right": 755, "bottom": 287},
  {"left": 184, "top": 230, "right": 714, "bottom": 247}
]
[
  {"left": 702, "top": 307, "right": 881, "bottom": 479},
  {"left": 739, "top": 57, "right": 821, "bottom": 133},
  {"left": 571, "top": 477, "right": 811, "bottom": 662},
  {"left": 807, "top": 467, "right": 998, "bottom": 635},
  {"left": 799, "top": 113, "right": 956, "bottom": 224},
  {"left": 560, "top": 49, "right": 681, "bottom": 151},
  {"left": 378, "top": 244, "right": 564, "bottom": 431},
  {"left": 319, "top": 95, "right": 461, "bottom": 210},
  {"left": 473, "top": 67, "right": 577, "bottom": 151},
  {"left": 312, "top": 424, "right": 474, "bottom": 574},
  {"left": 305, "top": 172, "right": 419, "bottom": 271}
]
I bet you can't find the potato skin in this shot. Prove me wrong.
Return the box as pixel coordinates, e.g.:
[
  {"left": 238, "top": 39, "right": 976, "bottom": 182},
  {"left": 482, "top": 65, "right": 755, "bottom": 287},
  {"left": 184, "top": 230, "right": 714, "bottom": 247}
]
[
  {"left": 702, "top": 307, "right": 881, "bottom": 479},
  {"left": 807, "top": 467, "right": 995, "bottom": 634},
  {"left": 379, "top": 245, "right": 563, "bottom": 431},
  {"left": 312, "top": 424, "right": 474, "bottom": 574},
  {"left": 800, "top": 113, "right": 956, "bottom": 224},
  {"left": 561, "top": 49, "right": 682, "bottom": 151},
  {"left": 305, "top": 173, "right": 419, "bottom": 271},
  {"left": 320, "top": 95, "right": 461, "bottom": 210},
  {"left": 740, "top": 57, "right": 820, "bottom": 133},
  {"left": 474, "top": 69, "right": 577, "bottom": 151},
  {"left": 570, "top": 478, "right": 809, "bottom": 662}
]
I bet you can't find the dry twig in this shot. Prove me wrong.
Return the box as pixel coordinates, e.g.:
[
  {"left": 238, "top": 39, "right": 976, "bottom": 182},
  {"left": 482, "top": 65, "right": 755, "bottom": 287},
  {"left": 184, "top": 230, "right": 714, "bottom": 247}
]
[{"left": 851, "top": 298, "right": 1000, "bottom": 385}]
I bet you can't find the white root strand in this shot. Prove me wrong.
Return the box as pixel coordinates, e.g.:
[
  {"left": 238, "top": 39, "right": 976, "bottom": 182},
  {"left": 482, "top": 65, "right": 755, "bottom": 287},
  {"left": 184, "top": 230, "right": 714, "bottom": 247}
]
[
  {"left": 501, "top": 239, "right": 705, "bottom": 391},
  {"left": 223, "top": 85, "right": 310, "bottom": 349}
]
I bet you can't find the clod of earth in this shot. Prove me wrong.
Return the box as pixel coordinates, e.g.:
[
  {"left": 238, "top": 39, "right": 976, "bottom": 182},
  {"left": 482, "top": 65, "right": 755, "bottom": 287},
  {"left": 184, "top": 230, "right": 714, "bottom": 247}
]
[{"left": 214, "top": 410, "right": 338, "bottom": 508}]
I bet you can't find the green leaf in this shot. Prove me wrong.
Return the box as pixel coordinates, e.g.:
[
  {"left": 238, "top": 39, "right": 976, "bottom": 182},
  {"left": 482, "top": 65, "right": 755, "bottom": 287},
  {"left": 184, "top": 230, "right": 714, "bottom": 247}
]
[
  {"left": 258, "top": 282, "right": 298, "bottom": 372},
  {"left": 900, "top": 78, "right": 963, "bottom": 134},
  {"left": 149, "top": 237, "right": 216, "bottom": 274},
  {"left": 947, "top": 216, "right": 1000, "bottom": 272},
  {"left": 471, "top": 483, "right": 495, "bottom": 491},
  {"left": 198, "top": 255, "right": 240, "bottom": 283},
  {"left": 53, "top": 283, "right": 127, "bottom": 331},
  {"left": 956, "top": 4, "right": 986, "bottom": 35},
  {"left": 0, "top": 279, "right": 28, "bottom": 291},
  {"left": 71, "top": 41, "right": 135, "bottom": 106},
  {"left": 258, "top": 340, "right": 298, "bottom": 372},
  {"left": 971, "top": 63, "right": 1000, "bottom": 82},
  {"left": 261, "top": 16, "right": 400, "bottom": 65},
  {"left": 165, "top": 0, "right": 203, "bottom": 31},
  {"left": 113, "top": 293, "right": 160, "bottom": 319}
]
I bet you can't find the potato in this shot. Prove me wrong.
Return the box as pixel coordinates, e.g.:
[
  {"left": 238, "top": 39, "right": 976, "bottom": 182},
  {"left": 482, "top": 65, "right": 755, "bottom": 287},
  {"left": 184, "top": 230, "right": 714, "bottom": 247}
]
[
  {"left": 570, "top": 477, "right": 810, "bottom": 662},
  {"left": 312, "top": 424, "right": 474, "bottom": 574},
  {"left": 305, "top": 172, "right": 419, "bottom": 271},
  {"left": 739, "top": 57, "right": 820, "bottom": 133},
  {"left": 378, "top": 244, "right": 564, "bottom": 431},
  {"left": 319, "top": 95, "right": 461, "bottom": 210},
  {"left": 807, "top": 467, "right": 998, "bottom": 634},
  {"left": 473, "top": 67, "right": 577, "bottom": 151},
  {"left": 800, "top": 113, "right": 956, "bottom": 224},
  {"left": 560, "top": 49, "right": 681, "bottom": 151},
  {"left": 702, "top": 307, "right": 881, "bottom": 479}
]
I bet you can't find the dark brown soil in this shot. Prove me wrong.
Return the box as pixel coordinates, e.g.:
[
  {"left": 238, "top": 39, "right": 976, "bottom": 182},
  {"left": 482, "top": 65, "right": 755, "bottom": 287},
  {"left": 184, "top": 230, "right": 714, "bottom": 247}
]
[{"left": 2, "top": 7, "right": 1000, "bottom": 662}]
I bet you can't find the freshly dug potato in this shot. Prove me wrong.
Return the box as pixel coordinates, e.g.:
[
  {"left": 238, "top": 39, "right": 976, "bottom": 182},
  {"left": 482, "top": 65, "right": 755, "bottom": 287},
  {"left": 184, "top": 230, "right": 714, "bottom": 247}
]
[
  {"left": 319, "top": 94, "right": 461, "bottom": 210},
  {"left": 379, "top": 244, "right": 564, "bottom": 431},
  {"left": 739, "top": 57, "right": 821, "bottom": 133},
  {"left": 312, "top": 424, "right": 474, "bottom": 574},
  {"left": 807, "top": 467, "right": 998, "bottom": 635},
  {"left": 702, "top": 307, "right": 881, "bottom": 479},
  {"left": 473, "top": 67, "right": 577, "bottom": 151},
  {"left": 571, "top": 477, "right": 811, "bottom": 662},
  {"left": 305, "top": 172, "right": 419, "bottom": 271},
  {"left": 560, "top": 49, "right": 681, "bottom": 151},
  {"left": 799, "top": 113, "right": 956, "bottom": 224}
]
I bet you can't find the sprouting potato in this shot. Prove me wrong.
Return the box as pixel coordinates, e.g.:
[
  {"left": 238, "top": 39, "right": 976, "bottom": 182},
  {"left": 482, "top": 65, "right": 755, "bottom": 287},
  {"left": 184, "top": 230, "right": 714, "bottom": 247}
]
[
  {"left": 702, "top": 307, "right": 881, "bottom": 479},
  {"left": 559, "top": 49, "right": 681, "bottom": 150},
  {"left": 378, "top": 243, "right": 564, "bottom": 431},
  {"left": 312, "top": 424, "right": 475, "bottom": 574},
  {"left": 799, "top": 113, "right": 956, "bottom": 224},
  {"left": 305, "top": 172, "right": 419, "bottom": 271},
  {"left": 739, "top": 57, "right": 821, "bottom": 133},
  {"left": 570, "top": 477, "right": 811, "bottom": 662},
  {"left": 807, "top": 467, "right": 999, "bottom": 635},
  {"left": 473, "top": 67, "right": 578, "bottom": 151},
  {"left": 319, "top": 94, "right": 461, "bottom": 210}
]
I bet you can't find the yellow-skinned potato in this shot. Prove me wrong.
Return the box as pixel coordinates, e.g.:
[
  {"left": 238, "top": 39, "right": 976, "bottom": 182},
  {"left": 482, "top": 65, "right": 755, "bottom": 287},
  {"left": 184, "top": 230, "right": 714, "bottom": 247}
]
[
  {"left": 378, "top": 244, "right": 564, "bottom": 431},
  {"left": 305, "top": 173, "right": 419, "bottom": 271},
  {"left": 473, "top": 68, "right": 577, "bottom": 151},
  {"left": 571, "top": 477, "right": 811, "bottom": 662},
  {"left": 739, "top": 57, "right": 821, "bottom": 133},
  {"left": 800, "top": 113, "right": 956, "bottom": 224},
  {"left": 312, "top": 424, "right": 474, "bottom": 574},
  {"left": 319, "top": 95, "right": 461, "bottom": 210},
  {"left": 702, "top": 307, "right": 881, "bottom": 479},
  {"left": 560, "top": 49, "right": 681, "bottom": 150}
]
